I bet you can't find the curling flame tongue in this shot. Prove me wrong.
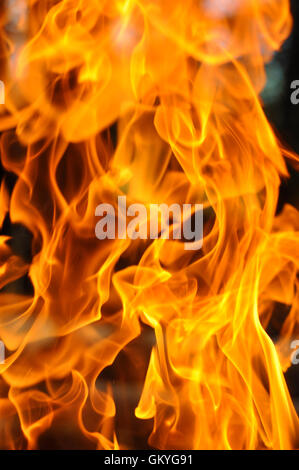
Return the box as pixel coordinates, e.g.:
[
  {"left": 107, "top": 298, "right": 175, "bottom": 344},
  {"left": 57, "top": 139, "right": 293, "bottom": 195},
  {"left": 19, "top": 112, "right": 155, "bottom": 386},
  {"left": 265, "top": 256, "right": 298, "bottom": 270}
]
[{"left": 0, "top": 0, "right": 298, "bottom": 450}]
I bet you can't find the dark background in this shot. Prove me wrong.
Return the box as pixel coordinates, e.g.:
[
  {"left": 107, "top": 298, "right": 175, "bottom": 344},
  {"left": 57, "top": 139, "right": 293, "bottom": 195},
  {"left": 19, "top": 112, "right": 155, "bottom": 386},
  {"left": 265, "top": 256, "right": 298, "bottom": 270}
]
[
  {"left": 263, "top": 0, "right": 299, "bottom": 207},
  {"left": 263, "top": 0, "right": 299, "bottom": 413}
]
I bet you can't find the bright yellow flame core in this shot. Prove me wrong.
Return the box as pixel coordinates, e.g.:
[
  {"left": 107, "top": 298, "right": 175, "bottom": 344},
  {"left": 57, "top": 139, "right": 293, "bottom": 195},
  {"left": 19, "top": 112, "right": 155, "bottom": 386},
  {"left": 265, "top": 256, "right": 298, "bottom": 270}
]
[{"left": 0, "top": 0, "right": 298, "bottom": 450}]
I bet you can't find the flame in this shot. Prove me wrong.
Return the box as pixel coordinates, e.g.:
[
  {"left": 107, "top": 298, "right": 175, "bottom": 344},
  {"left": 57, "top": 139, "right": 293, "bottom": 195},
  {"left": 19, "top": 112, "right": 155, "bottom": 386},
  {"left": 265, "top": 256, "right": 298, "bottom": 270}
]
[{"left": 0, "top": 0, "right": 298, "bottom": 450}]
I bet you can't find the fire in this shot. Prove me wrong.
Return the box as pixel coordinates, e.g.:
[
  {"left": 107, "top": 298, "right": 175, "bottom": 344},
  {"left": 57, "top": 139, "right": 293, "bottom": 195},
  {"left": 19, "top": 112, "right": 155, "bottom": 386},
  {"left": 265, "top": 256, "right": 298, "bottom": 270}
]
[{"left": 0, "top": 0, "right": 298, "bottom": 450}]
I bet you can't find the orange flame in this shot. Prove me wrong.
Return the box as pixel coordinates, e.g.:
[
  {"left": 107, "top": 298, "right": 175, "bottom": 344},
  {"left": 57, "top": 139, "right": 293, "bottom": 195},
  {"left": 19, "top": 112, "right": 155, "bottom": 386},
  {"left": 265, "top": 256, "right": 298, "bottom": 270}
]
[{"left": 0, "top": 0, "right": 298, "bottom": 450}]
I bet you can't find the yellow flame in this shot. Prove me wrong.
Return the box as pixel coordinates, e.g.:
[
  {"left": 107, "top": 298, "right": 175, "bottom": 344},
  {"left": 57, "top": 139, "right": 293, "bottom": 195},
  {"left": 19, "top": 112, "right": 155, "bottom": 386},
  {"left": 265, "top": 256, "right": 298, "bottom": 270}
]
[{"left": 0, "top": 0, "right": 298, "bottom": 450}]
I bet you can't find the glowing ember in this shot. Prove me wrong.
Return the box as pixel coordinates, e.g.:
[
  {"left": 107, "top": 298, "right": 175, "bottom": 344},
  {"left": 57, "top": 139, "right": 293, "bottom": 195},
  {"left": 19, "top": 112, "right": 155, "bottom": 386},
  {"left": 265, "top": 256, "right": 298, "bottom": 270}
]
[{"left": 0, "top": 0, "right": 298, "bottom": 450}]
